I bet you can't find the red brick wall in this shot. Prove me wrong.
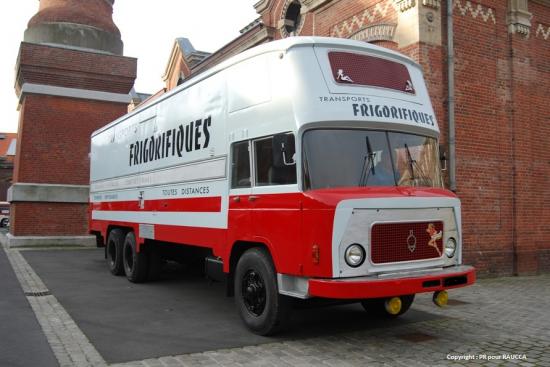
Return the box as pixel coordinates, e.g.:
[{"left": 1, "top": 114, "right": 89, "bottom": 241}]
[
  {"left": 16, "top": 43, "right": 136, "bottom": 94},
  {"left": 445, "top": 0, "right": 514, "bottom": 276},
  {"left": 28, "top": 0, "right": 120, "bottom": 35},
  {"left": 260, "top": 0, "right": 550, "bottom": 275},
  {"left": 509, "top": 1, "right": 550, "bottom": 275},
  {"left": 14, "top": 95, "right": 128, "bottom": 185},
  {"left": 12, "top": 40, "right": 136, "bottom": 237},
  {"left": 10, "top": 202, "right": 88, "bottom": 236}
]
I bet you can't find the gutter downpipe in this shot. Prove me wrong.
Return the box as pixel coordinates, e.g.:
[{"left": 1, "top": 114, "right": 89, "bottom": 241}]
[{"left": 447, "top": 0, "right": 457, "bottom": 192}]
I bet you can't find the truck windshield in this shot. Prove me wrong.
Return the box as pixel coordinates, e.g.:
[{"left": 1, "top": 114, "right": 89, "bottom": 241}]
[{"left": 302, "top": 129, "right": 443, "bottom": 190}]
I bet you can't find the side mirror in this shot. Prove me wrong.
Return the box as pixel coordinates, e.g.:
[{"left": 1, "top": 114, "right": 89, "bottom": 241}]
[
  {"left": 272, "top": 133, "right": 296, "bottom": 168},
  {"left": 439, "top": 144, "right": 447, "bottom": 171}
]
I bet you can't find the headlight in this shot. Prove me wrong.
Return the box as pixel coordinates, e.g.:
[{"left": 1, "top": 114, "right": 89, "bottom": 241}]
[
  {"left": 445, "top": 237, "right": 457, "bottom": 258},
  {"left": 345, "top": 244, "right": 365, "bottom": 267}
]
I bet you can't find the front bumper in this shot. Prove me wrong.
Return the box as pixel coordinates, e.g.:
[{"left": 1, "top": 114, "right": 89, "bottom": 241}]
[{"left": 308, "top": 265, "right": 476, "bottom": 299}]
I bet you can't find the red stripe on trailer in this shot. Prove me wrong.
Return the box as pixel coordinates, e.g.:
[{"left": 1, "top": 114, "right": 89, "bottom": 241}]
[
  {"left": 91, "top": 196, "right": 222, "bottom": 212},
  {"left": 88, "top": 218, "right": 225, "bottom": 253}
]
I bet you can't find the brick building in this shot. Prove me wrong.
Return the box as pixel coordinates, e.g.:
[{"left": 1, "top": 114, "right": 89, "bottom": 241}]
[
  {"left": 163, "top": 0, "right": 549, "bottom": 276},
  {"left": 0, "top": 133, "right": 17, "bottom": 201},
  {"left": 8, "top": 0, "right": 136, "bottom": 246},
  {"left": 10, "top": 0, "right": 548, "bottom": 276}
]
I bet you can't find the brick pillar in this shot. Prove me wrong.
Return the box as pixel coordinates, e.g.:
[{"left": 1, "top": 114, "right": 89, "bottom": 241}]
[{"left": 8, "top": 0, "right": 136, "bottom": 247}]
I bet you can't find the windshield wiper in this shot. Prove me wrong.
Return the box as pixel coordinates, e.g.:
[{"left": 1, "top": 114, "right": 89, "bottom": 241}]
[
  {"left": 404, "top": 143, "right": 416, "bottom": 181},
  {"left": 359, "top": 136, "right": 376, "bottom": 186},
  {"left": 404, "top": 143, "right": 432, "bottom": 186}
]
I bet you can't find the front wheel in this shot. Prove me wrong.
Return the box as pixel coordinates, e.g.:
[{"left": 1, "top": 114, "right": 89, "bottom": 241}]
[
  {"left": 361, "top": 294, "right": 415, "bottom": 318},
  {"left": 234, "top": 248, "right": 291, "bottom": 335}
]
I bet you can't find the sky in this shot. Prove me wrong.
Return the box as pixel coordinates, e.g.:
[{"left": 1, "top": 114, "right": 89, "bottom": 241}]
[{"left": 0, "top": 0, "right": 258, "bottom": 133}]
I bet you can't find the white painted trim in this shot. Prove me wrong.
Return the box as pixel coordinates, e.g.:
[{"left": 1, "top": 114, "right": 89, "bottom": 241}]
[
  {"left": 91, "top": 210, "right": 228, "bottom": 229},
  {"left": 90, "top": 157, "right": 227, "bottom": 193},
  {"left": 19, "top": 83, "right": 132, "bottom": 104},
  {"left": 8, "top": 183, "right": 89, "bottom": 203},
  {"left": 277, "top": 273, "right": 310, "bottom": 299},
  {"left": 5, "top": 233, "right": 96, "bottom": 248},
  {"left": 331, "top": 196, "right": 461, "bottom": 277}
]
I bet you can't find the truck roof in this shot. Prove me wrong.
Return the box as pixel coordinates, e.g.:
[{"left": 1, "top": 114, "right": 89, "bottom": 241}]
[{"left": 92, "top": 37, "right": 421, "bottom": 137}]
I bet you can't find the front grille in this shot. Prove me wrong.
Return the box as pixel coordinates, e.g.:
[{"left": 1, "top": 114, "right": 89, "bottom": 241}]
[{"left": 371, "top": 221, "right": 444, "bottom": 264}]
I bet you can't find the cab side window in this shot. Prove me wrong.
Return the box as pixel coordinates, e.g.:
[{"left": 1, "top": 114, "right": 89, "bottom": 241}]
[
  {"left": 231, "top": 141, "right": 251, "bottom": 188},
  {"left": 254, "top": 135, "right": 297, "bottom": 186}
]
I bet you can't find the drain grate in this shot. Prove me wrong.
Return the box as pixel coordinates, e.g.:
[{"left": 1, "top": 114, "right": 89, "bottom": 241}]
[
  {"left": 447, "top": 299, "right": 470, "bottom": 306},
  {"left": 24, "top": 290, "right": 51, "bottom": 297},
  {"left": 397, "top": 332, "right": 437, "bottom": 343}
]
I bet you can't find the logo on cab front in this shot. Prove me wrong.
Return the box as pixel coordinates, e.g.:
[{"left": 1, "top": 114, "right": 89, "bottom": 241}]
[{"left": 407, "top": 230, "right": 417, "bottom": 253}]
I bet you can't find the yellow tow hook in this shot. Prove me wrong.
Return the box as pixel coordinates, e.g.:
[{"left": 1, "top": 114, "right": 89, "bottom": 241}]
[
  {"left": 385, "top": 297, "right": 403, "bottom": 315},
  {"left": 433, "top": 290, "right": 449, "bottom": 307}
]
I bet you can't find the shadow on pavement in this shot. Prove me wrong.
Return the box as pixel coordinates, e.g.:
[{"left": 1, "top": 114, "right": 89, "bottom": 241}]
[{"left": 23, "top": 249, "right": 442, "bottom": 364}]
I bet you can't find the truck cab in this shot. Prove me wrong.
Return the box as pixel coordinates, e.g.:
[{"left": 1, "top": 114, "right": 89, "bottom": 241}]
[{"left": 223, "top": 38, "right": 474, "bottom": 332}]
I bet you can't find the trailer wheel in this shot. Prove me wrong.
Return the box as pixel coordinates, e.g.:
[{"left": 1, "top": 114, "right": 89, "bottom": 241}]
[
  {"left": 361, "top": 294, "right": 415, "bottom": 318},
  {"left": 123, "top": 231, "right": 149, "bottom": 283},
  {"left": 234, "top": 248, "right": 291, "bottom": 335},
  {"left": 106, "top": 229, "right": 125, "bottom": 276}
]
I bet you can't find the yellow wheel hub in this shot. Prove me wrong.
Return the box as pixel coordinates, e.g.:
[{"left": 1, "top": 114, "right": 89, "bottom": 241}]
[
  {"left": 384, "top": 297, "right": 403, "bottom": 315},
  {"left": 433, "top": 290, "right": 449, "bottom": 307}
]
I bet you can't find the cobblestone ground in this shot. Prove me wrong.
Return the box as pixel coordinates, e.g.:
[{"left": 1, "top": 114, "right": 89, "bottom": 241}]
[
  {"left": 110, "top": 276, "right": 550, "bottom": 367},
  {"left": 3, "top": 243, "right": 549, "bottom": 367}
]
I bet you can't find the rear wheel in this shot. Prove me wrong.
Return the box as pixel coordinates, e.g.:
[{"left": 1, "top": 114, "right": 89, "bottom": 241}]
[
  {"left": 361, "top": 294, "right": 415, "bottom": 318},
  {"left": 123, "top": 231, "right": 149, "bottom": 283},
  {"left": 106, "top": 229, "right": 125, "bottom": 276},
  {"left": 234, "top": 248, "right": 291, "bottom": 335}
]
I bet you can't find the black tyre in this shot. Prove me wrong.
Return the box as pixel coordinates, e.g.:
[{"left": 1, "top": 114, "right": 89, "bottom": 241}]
[
  {"left": 361, "top": 294, "right": 415, "bottom": 318},
  {"left": 234, "top": 248, "right": 292, "bottom": 335},
  {"left": 106, "top": 229, "right": 125, "bottom": 276},
  {"left": 0, "top": 218, "right": 8, "bottom": 227},
  {"left": 123, "top": 231, "right": 149, "bottom": 283}
]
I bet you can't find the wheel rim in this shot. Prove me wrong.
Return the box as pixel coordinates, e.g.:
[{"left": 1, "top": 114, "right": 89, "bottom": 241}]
[
  {"left": 124, "top": 243, "right": 134, "bottom": 271},
  {"left": 241, "top": 270, "right": 266, "bottom": 316}
]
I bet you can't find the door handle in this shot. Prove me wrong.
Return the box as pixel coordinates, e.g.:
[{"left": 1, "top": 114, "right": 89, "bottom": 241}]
[
  {"left": 232, "top": 196, "right": 241, "bottom": 203},
  {"left": 248, "top": 195, "right": 259, "bottom": 202}
]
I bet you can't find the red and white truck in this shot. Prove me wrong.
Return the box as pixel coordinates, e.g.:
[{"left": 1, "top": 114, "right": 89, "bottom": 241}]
[{"left": 89, "top": 37, "right": 475, "bottom": 335}]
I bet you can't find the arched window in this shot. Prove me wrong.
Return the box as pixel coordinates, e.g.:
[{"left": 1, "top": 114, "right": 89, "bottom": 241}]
[
  {"left": 284, "top": 1, "right": 302, "bottom": 35},
  {"left": 280, "top": 0, "right": 304, "bottom": 37}
]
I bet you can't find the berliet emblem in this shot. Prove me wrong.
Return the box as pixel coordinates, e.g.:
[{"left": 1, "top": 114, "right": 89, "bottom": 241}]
[
  {"left": 336, "top": 69, "right": 354, "bottom": 83},
  {"left": 407, "top": 230, "right": 417, "bottom": 253}
]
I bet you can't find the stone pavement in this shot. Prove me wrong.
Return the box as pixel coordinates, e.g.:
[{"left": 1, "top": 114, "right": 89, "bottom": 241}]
[
  {"left": 108, "top": 276, "right": 550, "bottom": 367},
  {"left": 0, "top": 240, "right": 58, "bottom": 367},
  {"left": 1, "top": 235, "right": 549, "bottom": 367}
]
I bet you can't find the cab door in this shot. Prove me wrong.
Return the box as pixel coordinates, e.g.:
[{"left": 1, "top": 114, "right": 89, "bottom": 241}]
[
  {"left": 250, "top": 134, "right": 302, "bottom": 275},
  {"left": 227, "top": 140, "right": 254, "bottom": 243}
]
